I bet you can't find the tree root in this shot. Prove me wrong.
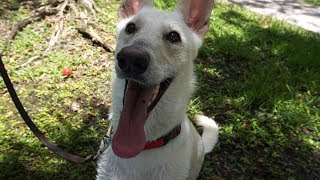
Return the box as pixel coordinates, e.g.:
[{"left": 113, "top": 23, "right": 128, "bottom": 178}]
[
  {"left": 0, "top": 1, "right": 62, "bottom": 55},
  {"left": 1, "top": 0, "right": 113, "bottom": 56},
  {"left": 73, "top": 0, "right": 113, "bottom": 52},
  {"left": 77, "top": 25, "right": 113, "bottom": 52},
  {"left": 45, "top": 20, "right": 63, "bottom": 53}
]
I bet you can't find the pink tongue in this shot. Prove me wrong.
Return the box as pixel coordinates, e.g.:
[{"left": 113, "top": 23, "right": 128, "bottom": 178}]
[{"left": 112, "top": 81, "right": 156, "bottom": 158}]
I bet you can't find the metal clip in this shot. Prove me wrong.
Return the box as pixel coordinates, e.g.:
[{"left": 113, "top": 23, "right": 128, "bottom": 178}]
[{"left": 92, "top": 135, "right": 112, "bottom": 161}]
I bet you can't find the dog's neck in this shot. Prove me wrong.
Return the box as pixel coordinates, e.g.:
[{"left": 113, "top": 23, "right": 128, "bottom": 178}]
[
  {"left": 144, "top": 60, "right": 194, "bottom": 141},
  {"left": 144, "top": 124, "right": 181, "bottom": 150}
]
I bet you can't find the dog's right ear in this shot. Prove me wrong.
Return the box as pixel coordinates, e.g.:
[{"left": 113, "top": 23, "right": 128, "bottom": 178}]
[
  {"left": 177, "top": 0, "right": 214, "bottom": 36},
  {"left": 119, "top": 0, "right": 153, "bottom": 19}
]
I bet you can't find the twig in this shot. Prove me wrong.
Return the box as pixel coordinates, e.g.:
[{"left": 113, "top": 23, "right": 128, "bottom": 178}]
[
  {"left": 44, "top": 0, "right": 72, "bottom": 53},
  {"left": 77, "top": 26, "right": 113, "bottom": 52},
  {"left": 57, "top": 0, "right": 69, "bottom": 17},
  {"left": 18, "top": 56, "right": 41, "bottom": 68},
  {"left": 68, "top": 2, "right": 79, "bottom": 17},
  {"left": 78, "top": 0, "right": 97, "bottom": 16},
  {"left": 45, "top": 19, "right": 64, "bottom": 53}
]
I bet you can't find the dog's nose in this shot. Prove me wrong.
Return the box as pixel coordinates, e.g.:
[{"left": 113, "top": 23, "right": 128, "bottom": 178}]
[{"left": 117, "top": 46, "right": 150, "bottom": 76}]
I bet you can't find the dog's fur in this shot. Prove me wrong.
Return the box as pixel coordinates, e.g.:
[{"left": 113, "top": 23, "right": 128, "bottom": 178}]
[{"left": 97, "top": 0, "right": 218, "bottom": 179}]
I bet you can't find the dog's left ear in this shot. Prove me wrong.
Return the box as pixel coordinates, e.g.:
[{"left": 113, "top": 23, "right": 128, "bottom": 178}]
[
  {"left": 119, "top": 0, "right": 153, "bottom": 19},
  {"left": 177, "top": 0, "right": 214, "bottom": 36}
]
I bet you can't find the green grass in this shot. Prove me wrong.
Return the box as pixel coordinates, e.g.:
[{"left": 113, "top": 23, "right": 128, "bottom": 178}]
[
  {"left": 193, "top": 3, "right": 320, "bottom": 179},
  {"left": 0, "top": 0, "right": 115, "bottom": 178},
  {"left": 303, "top": 0, "right": 320, "bottom": 6},
  {"left": 1, "top": 0, "right": 320, "bottom": 179}
]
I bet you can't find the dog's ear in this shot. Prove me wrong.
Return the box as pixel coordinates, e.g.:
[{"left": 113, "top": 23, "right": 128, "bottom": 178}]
[
  {"left": 119, "top": 0, "right": 153, "bottom": 19},
  {"left": 177, "top": 0, "right": 214, "bottom": 36}
]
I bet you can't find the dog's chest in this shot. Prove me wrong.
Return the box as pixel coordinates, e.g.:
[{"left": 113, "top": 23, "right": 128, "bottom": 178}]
[{"left": 97, "top": 148, "right": 191, "bottom": 180}]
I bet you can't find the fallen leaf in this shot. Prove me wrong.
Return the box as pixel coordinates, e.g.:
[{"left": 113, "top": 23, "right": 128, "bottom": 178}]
[
  {"left": 241, "top": 120, "right": 249, "bottom": 128},
  {"left": 71, "top": 101, "right": 80, "bottom": 112},
  {"left": 301, "top": 127, "right": 312, "bottom": 135},
  {"left": 87, "top": 111, "right": 95, "bottom": 116}
]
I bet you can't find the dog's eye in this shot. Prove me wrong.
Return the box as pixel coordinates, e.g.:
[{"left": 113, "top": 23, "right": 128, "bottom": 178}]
[
  {"left": 125, "top": 23, "right": 136, "bottom": 34},
  {"left": 166, "top": 31, "right": 181, "bottom": 43}
]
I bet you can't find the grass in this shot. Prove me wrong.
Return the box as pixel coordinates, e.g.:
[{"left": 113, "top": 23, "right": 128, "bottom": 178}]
[
  {"left": 0, "top": 0, "right": 116, "bottom": 178},
  {"left": 193, "top": 4, "right": 320, "bottom": 179},
  {"left": 303, "top": 0, "right": 320, "bottom": 6},
  {"left": 1, "top": 0, "right": 320, "bottom": 179}
]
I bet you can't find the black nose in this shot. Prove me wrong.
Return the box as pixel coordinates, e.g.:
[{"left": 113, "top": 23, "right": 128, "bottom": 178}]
[{"left": 117, "top": 46, "right": 150, "bottom": 76}]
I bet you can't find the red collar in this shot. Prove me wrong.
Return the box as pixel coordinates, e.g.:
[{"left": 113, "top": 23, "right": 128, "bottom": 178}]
[{"left": 144, "top": 125, "right": 181, "bottom": 150}]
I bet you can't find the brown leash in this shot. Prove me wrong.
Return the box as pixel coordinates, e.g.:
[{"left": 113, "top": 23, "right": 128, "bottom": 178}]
[{"left": 0, "top": 53, "right": 109, "bottom": 163}]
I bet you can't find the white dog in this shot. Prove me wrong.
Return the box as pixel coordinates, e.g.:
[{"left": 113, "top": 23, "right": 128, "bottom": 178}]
[{"left": 97, "top": 0, "right": 218, "bottom": 179}]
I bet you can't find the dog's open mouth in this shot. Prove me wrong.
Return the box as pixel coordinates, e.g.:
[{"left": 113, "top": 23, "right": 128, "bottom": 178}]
[{"left": 112, "top": 78, "right": 173, "bottom": 158}]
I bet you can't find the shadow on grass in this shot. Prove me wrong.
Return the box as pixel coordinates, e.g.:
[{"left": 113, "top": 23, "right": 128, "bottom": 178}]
[
  {"left": 0, "top": 141, "right": 97, "bottom": 179},
  {"left": 196, "top": 6, "right": 320, "bottom": 116},
  {"left": 0, "top": 95, "right": 110, "bottom": 179},
  {"left": 195, "top": 5, "right": 320, "bottom": 178}
]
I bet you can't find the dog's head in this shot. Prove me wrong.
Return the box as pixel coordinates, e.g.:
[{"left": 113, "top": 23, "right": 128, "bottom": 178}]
[
  {"left": 111, "top": 0, "right": 214, "bottom": 158},
  {"left": 115, "top": 0, "right": 213, "bottom": 85}
]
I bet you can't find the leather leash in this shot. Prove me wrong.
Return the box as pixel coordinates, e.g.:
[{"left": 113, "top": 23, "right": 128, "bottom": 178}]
[{"left": 0, "top": 53, "right": 105, "bottom": 163}]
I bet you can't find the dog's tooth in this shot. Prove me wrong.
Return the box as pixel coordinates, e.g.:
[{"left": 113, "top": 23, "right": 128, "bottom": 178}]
[
  {"left": 147, "top": 85, "right": 160, "bottom": 107},
  {"left": 151, "top": 93, "right": 157, "bottom": 102},
  {"left": 152, "top": 85, "right": 160, "bottom": 102},
  {"left": 154, "top": 85, "right": 160, "bottom": 94},
  {"left": 150, "top": 93, "right": 156, "bottom": 104}
]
